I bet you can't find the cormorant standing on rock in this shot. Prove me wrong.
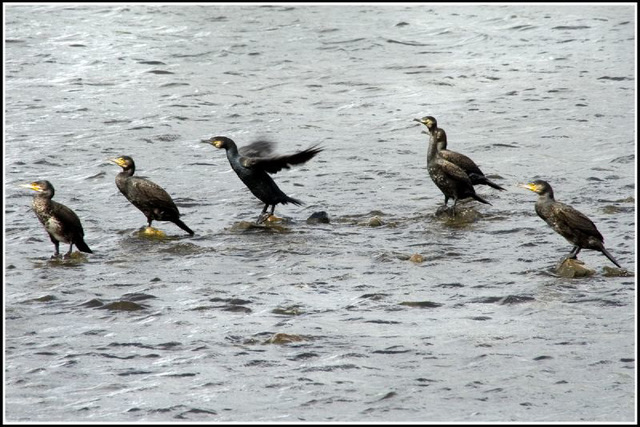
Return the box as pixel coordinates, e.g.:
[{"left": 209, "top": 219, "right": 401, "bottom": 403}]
[
  {"left": 414, "top": 116, "right": 505, "bottom": 191},
  {"left": 203, "top": 136, "right": 322, "bottom": 223},
  {"left": 520, "top": 179, "right": 621, "bottom": 268},
  {"left": 414, "top": 117, "right": 491, "bottom": 214},
  {"left": 110, "top": 156, "right": 194, "bottom": 235},
  {"left": 23, "top": 180, "right": 93, "bottom": 258}
]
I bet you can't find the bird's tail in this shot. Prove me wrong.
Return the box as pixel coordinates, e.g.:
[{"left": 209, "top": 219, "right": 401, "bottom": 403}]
[
  {"left": 600, "top": 246, "right": 622, "bottom": 268},
  {"left": 469, "top": 173, "right": 506, "bottom": 191},
  {"left": 75, "top": 239, "right": 93, "bottom": 254},
  {"left": 173, "top": 218, "right": 195, "bottom": 236},
  {"left": 472, "top": 193, "right": 492, "bottom": 206},
  {"left": 483, "top": 178, "right": 506, "bottom": 191},
  {"left": 283, "top": 196, "right": 303, "bottom": 206}
]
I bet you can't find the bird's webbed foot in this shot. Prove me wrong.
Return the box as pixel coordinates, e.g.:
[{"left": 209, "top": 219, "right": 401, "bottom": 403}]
[{"left": 256, "top": 212, "right": 271, "bottom": 224}]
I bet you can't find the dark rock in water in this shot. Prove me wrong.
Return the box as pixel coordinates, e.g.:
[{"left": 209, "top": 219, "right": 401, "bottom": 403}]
[
  {"left": 307, "top": 211, "right": 330, "bottom": 224},
  {"left": 101, "top": 301, "right": 147, "bottom": 311},
  {"left": 399, "top": 301, "right": 443, "bottom": 308},
  {"left": 556, "top": 258, "right": 595, "bottom": 278}
]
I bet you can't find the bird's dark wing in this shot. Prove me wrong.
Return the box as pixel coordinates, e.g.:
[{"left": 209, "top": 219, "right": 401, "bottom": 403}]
[
  {"left": 128, "top": 177, "right": 177, "bottom": 210},
  {"left": 51, "top": 201, "right": 83, "bottom": 230},
  {"left": 552, "top": 202, "right": 603, "bottom": 240},
  {"left": 239, "top": 140, "right": 277, "bottom": 158},
  {"left": 439, "top": 159, "right": 473, "bottom": 184},
  {"left": 240, "top": 145, "right": 323, "bottom": 174}
]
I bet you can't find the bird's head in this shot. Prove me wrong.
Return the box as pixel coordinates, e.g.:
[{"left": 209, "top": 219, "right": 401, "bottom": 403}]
[
  {"left": 203, "top": 136, "right": 234, "bottom": 150},
  {"left": 109, "top": 155, "right": 135, "bottom": 170},
  {"left": 413, "top": 116, "right": 438, "bottom": 132}
]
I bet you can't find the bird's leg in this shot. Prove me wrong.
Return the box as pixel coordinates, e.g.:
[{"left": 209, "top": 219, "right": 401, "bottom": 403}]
[
  {"left": 257, "top": 204, "right": 270, "bottom": 224},
  {"left": 64, "top": 243, "right": 75, "bottom": 259},
  {"left": 567, "top": 246, "right": 581, "bottom": 259},
  {"left": 450, "top": 199, "right": 458, "bottom": 217},
  {"left": 561, "top": 246, "right": 581, "bottom": 265},
  {"left": 51, "top": 241, "right": 61, "bottom": 259}
]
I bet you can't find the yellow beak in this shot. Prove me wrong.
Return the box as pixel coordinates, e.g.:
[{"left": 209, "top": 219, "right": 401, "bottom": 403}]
[{"left": 518, "top": 183, "right": 536, "bottom": 192}]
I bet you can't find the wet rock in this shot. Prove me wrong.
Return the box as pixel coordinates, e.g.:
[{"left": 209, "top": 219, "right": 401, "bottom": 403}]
[
  {"left": 367, "top": 216, "right": 384, "bottom": 227},
  {"left": 602, "top": 266, "right": 633, "bottom": 277},
  {"left": 137, "top": 226, "right": 166, "bottom": 239},
  {"left": 265, "top": 214, "right": 283, "bottom": 223},
  {"left": 81, "top": 298, "right": 104, "bottom": 308},
  {"left": 24, "top": 295, "right": 57, "bottom": 304},
  {"left": 307, "top": 211, "right": 330, "bottom": 224},
  {"left": 230, "top": 221, "right": 289, "bottom": 233},
  {"left": 436, "top": 206, "right": 481, "bottom": 225},
  {"left": 272, "top": 305, "right": 304, "bottom": 316},
  {"left": 556, "top": 258, "right": 595, "bottom": 278},
  {"left": 263, "top": 333, "right": 308, "bottom": 345},
  {"left": 409, "top": 253, "right": 425, "bottom": 263}
]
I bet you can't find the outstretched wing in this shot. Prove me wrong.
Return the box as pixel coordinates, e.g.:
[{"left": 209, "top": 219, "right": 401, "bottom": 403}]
[
  {"left": 239, "top": 140, "right": 277, "bottom": 158},
  {"left": 240, "top": 145, "right": 323, "bottom": 174}
]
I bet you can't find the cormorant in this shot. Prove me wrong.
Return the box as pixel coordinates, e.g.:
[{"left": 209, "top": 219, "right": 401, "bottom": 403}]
[
  {"left": 414, "top": 116, "right": 505, "bottom": 191},
  {"left": 520, "top": 179, "right": 621, "bottom": 268},
  {"left": 203, "top": 136, "right": 323, "bottom": 223},
  {"left": 110, "top": 156, "right": 194, "bottom": 235},
  {"left": 23, "top": 180, "right": 93, "bottom": 258},
  {"left": 415, "top": 118, "right": 491, "bottom": 214}
]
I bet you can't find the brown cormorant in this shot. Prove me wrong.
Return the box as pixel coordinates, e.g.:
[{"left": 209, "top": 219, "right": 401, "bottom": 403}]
[
  {"left": 203, "top": 137, "right": 323, "bottom": 223},
  {"left": 23, "top": 180, "right": 93, "bottom": 258},
  {"left": 110, "top": 156, "right": 194, "bottom": 235},
  {"left": 414, "top": 116, "right": 505, "bottom": 191},
  {"left": 520, "top": 180, "right": 621, "bottom": 268},
  {"left": 415, "top": 117, "right": 491, "bottom": 214}
]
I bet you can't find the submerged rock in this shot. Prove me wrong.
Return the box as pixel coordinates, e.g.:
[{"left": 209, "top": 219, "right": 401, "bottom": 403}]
[
  {"left": 556, "top": 258, "right": 595, "bottom": 278},
  {"left": 435, "top": 206, "right": 481, "bottom": 225},
  {"left": 399, "top": 301, "right": 443, "bottom": 308},
  {"left": 602, "top": 266, "right": 633, "bottom": 277},
  {"left": 367, "top": 216, "right": 384, "bottom": 227},
  {"left": 307, "top": 211, "right": 330, "bottom": 224},
  {"left": 263, "top": 333, "right": 308, "bottom": 345},
  {"left": 229, "top": 220, "right": 289, "bottom": 233}
]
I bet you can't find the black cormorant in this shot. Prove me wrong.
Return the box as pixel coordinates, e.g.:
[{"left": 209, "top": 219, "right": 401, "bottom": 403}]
[
  {"left": 415, "top": 118, "right": 491, "bottom": 214},
  {"left": 203, "top": 137, "right": 323, "bottom": 223},
  {"left": 110, "top": 156, "right": 194, "bottom": 235},
  {"left": 520, "top": 179, "right": 621, "bottom": 268},
  {"left": 23, "top": 180, "right": 93, "bottom": 258},
  {"left": 414, "top": 116, "right": 505, "bottom": 191}
]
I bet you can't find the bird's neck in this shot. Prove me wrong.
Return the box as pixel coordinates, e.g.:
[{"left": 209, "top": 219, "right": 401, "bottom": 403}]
[
  {"left": 33, "top": 193, "right": 53, "bottom": 211},
  {"left": 538, "top": 191, "right": 555, "bottom": 203},
  {"left": 119, "top": 168, "right": 135, "bottom": 177},
  {"left": 427, "top": 133, "right": 439, "bottom": 163},
  {"left": 225, "top": 143, "right": 240, "bottom": 159}
]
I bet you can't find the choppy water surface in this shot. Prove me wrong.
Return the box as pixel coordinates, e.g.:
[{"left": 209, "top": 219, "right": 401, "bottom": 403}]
[{"left": 4, "top": 4, "right": 636, "bottom": 423}]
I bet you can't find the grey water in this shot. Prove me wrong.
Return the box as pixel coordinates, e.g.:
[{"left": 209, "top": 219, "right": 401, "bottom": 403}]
[{"left": 4, "top": 4, "right": 636, "bottom": 423}]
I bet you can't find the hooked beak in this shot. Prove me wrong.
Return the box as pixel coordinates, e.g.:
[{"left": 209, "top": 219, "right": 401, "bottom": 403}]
[
  {"left": 21, "top": 183, "right": 40, "bottom": 192},
  {"left": 518, "top": 183, "right": 536, "bottom": 192}
]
